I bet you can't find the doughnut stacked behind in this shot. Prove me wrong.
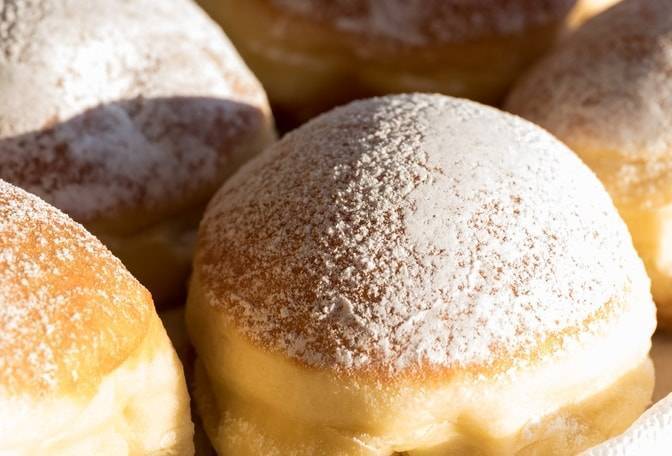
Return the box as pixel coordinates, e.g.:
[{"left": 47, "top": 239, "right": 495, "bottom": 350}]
[
  {"left": 0, "top": 0, "right": 276, "bottom": 305},
  {"left": 187, "top": 94, "right": 655, "bottom": 455},
  {"left": 506, "top": 0, "right": 672, "bottom": 327},
  {"left": 197, "top": 0, "right": 586, "bottom": 126},
  {"left": 0, "top": 180, "right": 193, "bottom": 455}
]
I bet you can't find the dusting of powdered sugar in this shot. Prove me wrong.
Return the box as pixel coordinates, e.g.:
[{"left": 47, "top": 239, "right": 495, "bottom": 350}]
[
  {"left": 0, "top": 180, "right": 150, "bottom": 395},
  {"left": 269, "top": 0, "right": 575, "bottom": 46},
  {"left": 196, "top": 94, "right": 646, "bottom": 376},
  {"left": 506, "top": 0, "right": 672, "bottom": 209},
  {"left": 0, "top": 0, "right": 48, "bottom": 60},
  {"left": 583, "top": 393, "right": 672, "bottom": 455},
  {"left": 0, "top": 0, "right": 272, "bottom": 224}
]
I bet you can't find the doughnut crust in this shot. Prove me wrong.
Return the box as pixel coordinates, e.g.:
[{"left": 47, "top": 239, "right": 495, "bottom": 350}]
[
  {"left": 506, "top": 0, "right": 672, "bottom": 327},
  {"left": 186, "top": 94, "right": 655, "bottom": 455},
  {"left": 196, "top": 0, "right": 582, "bottom": 126},
  {"left": 0, "top": 0, "right": 276, "bottom": 304},
  {"left": 0, "top": 180, "right": 193, "bottom": 454}
]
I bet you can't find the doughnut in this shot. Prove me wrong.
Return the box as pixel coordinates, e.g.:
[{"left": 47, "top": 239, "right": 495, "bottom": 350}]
[
  {"left": 196, "top": 0, "right": 601, "bottom": 127},
  {"left": 583, "top": 393, "right": 672, "bottom": 455},
  {"left": 0, "top": 180, "right": 193, "bottom": 454},
  {"left": 186, "top": 94, "right": 655, "bottom": 455},
  {"left": 0, "top": 0, "right": 276, "bottom": 305},
  {"left": 506, "top": 0, "right": 672, "bottom": 328}
]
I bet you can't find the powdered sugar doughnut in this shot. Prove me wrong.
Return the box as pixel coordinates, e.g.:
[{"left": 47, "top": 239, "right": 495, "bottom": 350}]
[
  {"left": 196, "top": 0, "right": 599, "bottom": 127},
  {"left": 186, "top": 94, "right": 655, "bottom": 455},
  {"left": 506, "top": 0, "right": 672, "bottom": 328},
  {"left": 0, "top": 0, "right": 275, "bottom": 304},
  {"left": 0, "top": 180, "right": 193, "bottom": 454}
]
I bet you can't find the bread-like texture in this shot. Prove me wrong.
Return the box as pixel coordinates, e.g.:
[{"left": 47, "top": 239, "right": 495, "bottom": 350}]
[
  {"left": 0, "top": 0, "right": 276, "bottom": 303},
  {"left": 506, "top": 0, "right": 672, "bottom": 326},
  {"left": 188, "top": 274, "right": 654, "bottom": 455},
  {"left": 187, "top": 94, "right": 656, "bottom": 454},
  {"left": 197, "top": 0, "right": 582, "bottom": 125},
  {"left": 583, "top": 393, "right": 672, "bottom": 455},
  {"left": 507, "top": 0, "right": 672, "bottom": 210},
  {"left": 0, "top": 0, "right": 275, "bottom": 229},
  {"left": 95, "top": 208, "right": 201, "bottom": 306},
  {"left": 0, "top": 180, "right": 150, "bottom": 396},
  {"left": 0, "top": 180, "right": 193, "bottom": 454}
]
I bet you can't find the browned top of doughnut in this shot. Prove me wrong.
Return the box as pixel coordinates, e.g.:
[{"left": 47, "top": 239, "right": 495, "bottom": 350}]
[
  {"left": 506, "top": 0, "right": 672, "bottom": 209},
  {"left": 265, "top": 0, "right": 577, "bottom": 46},
  {"left": 0, "top": 0, "right": 273, "bottom": 231},
  {"left": 195, "top": 94, "right": 648, "bottom": 379},
  {"left": 0, "top": 180, "right": 153, "bottom": 397}
]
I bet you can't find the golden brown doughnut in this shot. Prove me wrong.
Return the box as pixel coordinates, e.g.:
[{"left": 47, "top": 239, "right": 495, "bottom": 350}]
[
  {"left": 196, "top": 0, "right": 612, "bottom": 128},
  {"left": 186, "top": 94, "right": 655, "bottom": 455},
  {"left": 0, "top": 0, "right": 276, "bottom": 305},
  {"left": 506, "top": 0, "right": 672, "bottom": 328},
  {"left": 0, "top": 180, "right": 193, "bottom": 454}
]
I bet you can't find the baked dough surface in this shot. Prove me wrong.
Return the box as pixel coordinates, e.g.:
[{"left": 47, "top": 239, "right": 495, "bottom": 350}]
[
  {"left": 506, "top": 0, "right": 672, "bottom": 325},
  {"left": 188, "top": 94, "right": 655, "bottom": 454},
  {"left": 0, "top": 180, "right": 193, "bottom": 454}
]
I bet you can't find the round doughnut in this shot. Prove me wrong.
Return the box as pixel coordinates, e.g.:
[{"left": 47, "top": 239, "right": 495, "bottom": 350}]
[
  {"left": 186, "top": 94, "right": 655, "bottom": 455},
  {"left": 0, "top": 0, "right": 276, "bottom": 305},
  {"left": 583, "top": 393, "right": 672, "bottom": 455},
  {"left": 196, "top": 0, "right": 598, "bottom": 127},
  {"left": 506, "top": 0, "right": 672, "bottom": 328},
  {"left": 0, "top": 180, "right": 193, "bottom": 454}
]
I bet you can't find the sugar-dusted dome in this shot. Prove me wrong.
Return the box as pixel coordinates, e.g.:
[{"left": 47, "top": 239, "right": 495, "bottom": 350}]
[
  {"left": 506, "top": 0, "right": 672, "bottom": 209},
  {"left": 196, "top": 93, "right": 650, "bottom": 377},
  {"left": 0, "top": 180, "right": 152, "bottom": 396},
  {"left": 0, "top": 0, "right": 274, "bottom": 227}
]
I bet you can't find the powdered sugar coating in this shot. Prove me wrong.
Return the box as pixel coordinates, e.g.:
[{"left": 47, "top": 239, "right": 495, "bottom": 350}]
[
  {"left": 0, "top": 180, "right": 152, "bottom": 395},
  {"left": 268, "top": 0, "right": 576, "bottom": 46},
  {"left": 583, "top": 393, "right": 672, "bottom": 455},
  {"left": 506, "top": 0, "right": 672, "bottom": 209},
  {"left": 196, "top": 94, "right": 647, "bottom": 376},
  {"left": 0, "top": 0, "right": 273, "bottom": 225}
]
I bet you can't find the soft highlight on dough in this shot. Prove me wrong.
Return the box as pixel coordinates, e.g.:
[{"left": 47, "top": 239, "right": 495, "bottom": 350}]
[
  {"left": 197, "top": 0, "right": 584, "bottom": 126},
  {"left": 0, "top": 0, "right": 276, "bottom": 304},
  {"left": 0, "top": 180, "right": 193, "bottom": 454},
  {"left": 187, "top": 94, "right": 655, "bottom": 454},
  {"left": 506, "top": 0, "right": 672, "bottom": 326}
]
